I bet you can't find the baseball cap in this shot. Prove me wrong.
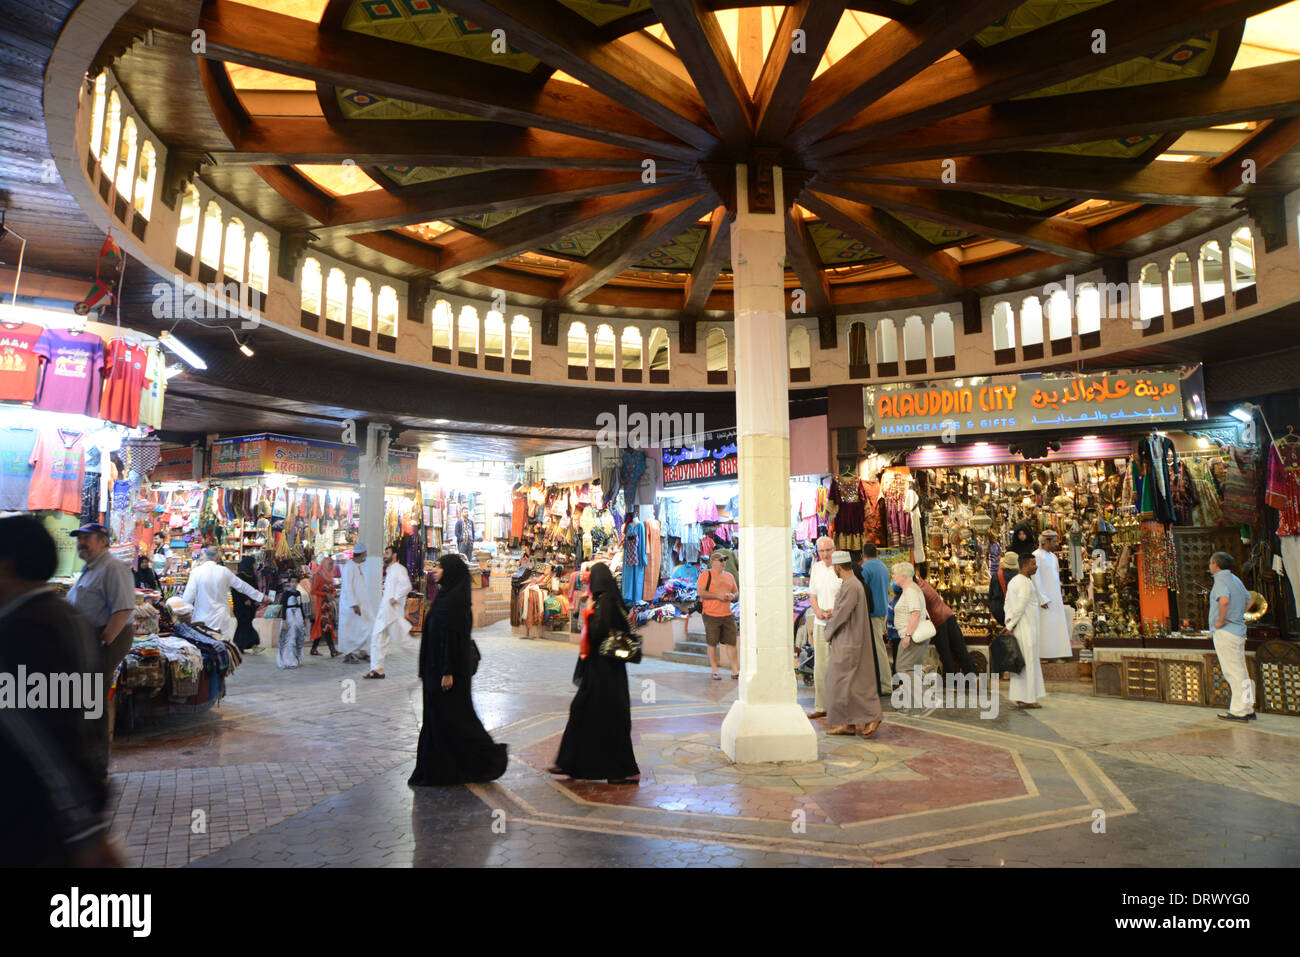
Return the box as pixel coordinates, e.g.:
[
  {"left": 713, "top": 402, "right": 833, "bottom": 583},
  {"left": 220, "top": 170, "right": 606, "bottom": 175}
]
[{"left": 69, "top": 523, "right": 110, "bottom": 537}]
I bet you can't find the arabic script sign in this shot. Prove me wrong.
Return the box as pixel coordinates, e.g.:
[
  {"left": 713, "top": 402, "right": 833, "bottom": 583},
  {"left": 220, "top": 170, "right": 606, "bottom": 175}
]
[
  {"left": 865, "top": 372, "right": 1185, "bottom": 440},
  {"left": 662, "top": 429, "right": 738, "bottom": 486}
]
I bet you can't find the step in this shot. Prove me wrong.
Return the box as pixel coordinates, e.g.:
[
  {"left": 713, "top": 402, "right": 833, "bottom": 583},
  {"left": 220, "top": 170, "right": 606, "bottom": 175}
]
[
  {"left": 660, "top": 650, "right": 712, "bottom": 667},
  {"left": 674, "top": 640, "right": 709, "bottom": 654}
]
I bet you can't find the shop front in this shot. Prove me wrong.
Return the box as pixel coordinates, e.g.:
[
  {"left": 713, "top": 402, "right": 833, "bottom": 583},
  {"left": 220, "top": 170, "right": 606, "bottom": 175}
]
[{"left": 852, "top": 366, "right": 1298, "bottom": 715}]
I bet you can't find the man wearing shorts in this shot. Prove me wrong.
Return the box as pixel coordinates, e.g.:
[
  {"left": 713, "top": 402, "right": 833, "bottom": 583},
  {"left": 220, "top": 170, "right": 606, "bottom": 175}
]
[{"left": 697, "top": 552, "right": 739, "bottom": 680}]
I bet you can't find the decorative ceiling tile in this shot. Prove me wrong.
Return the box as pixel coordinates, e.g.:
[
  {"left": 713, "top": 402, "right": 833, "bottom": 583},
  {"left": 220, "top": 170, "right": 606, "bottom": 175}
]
[
  {"left": 807, "top": 221, "right": 882, "bottom": 265},
  {"left": 975, "top": 0, "right": 1114, "bottom": 47},
  {"left": 1037, "top": 134, "right": 1160, "bottom": 159},
  {"left": 888, "top": 213, "right": 973, "bottom": 246},
  {"left": 1018, "top": 32, "right": 1218, "bottom": 98},
  {"left": 381, "top": 165, "right": 484, "bottom": 186},
  {"left": 556, "top": 0, "right": 652, "bottom": 27},
  {"left": 336, "top": 88, "right": 485, "bottom": 121},
  {"left": 979, "top": 193, "right": 1075, "bottom": 212},
  {"left": 543, "top": 220, "right": 631, "bottom": 258},
  {"left": 453, "top": 207, "right": 538, "bottom": 230},
  {"left": 343, "top": 0, "right": 539, "bottom": 72},
  {"left": 634, "top": 226, "right": 706, "bottom": 270}
]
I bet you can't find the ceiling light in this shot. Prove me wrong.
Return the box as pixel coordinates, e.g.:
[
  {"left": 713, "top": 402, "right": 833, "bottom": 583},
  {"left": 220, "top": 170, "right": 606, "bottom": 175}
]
[
  {"left": 158, "top": 330, "right": 207, "bottom": 370},
  {"left": 238, "top": 335, "right": 254, "bottom": 358},
  {"left": 433, "top": 418, "right": 449, "bottom": 424},
  {"left": 1228, "top": 404, "right": 1255, "bottom": 423},
  {"left": 163, "top": 363, "right": 185, "bottom": 381}
]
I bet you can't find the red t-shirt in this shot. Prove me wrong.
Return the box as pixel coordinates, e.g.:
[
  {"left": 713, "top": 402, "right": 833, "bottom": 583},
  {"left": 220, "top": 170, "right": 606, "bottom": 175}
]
[
  {"left": 28, "top": 428, "right": 86, "bottom": 514},
  {"left": 99, "top": 338, "right": 148, "bottom": 427},
  {"left": 0, "top": 322, "right": 45, "bottom": 402}
]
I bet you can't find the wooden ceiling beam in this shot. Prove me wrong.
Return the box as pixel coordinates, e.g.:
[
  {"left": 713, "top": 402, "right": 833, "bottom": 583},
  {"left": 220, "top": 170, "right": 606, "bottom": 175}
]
[
  {"left": 814, "top": 179, "right": 1098, "bottom": 261},
  {"left": 559, "top": 194, "right": 717, "bottom": 305},
  {"left": 836, "top": 156, "right": 1245, "bottom": 207},
  {"left": 220, "top": 117, "right": 691, "bottom": 170},
  {"left": 318, "top": 170, "right": 676, "bottom": 236},
  {"left": 650, "top": 0, "right": 753, "bottom": 151},
  {"left": 197, "top": 0, "right": 699, "bottom": 161},
  {"left": 1213, "top": 115, "right": 1300, "bottom": 193},
  {"left": 684, "top": 205, "right": 733, "bottom": 313},
  {"left": 434, "top": 0, "right": 719, "bottom": 151},
  {"left": 752, "top": 0, "right": 846, "bottom": 145},
  {"left": 789, "top": 0, "right": 1023, "bottom": 149},
  {"left": 818, "top": 59, "right": 1300, "bottom": 168},
  {"left": 801, "top": 191, "right": 964, "bottom": 295},
  {"left": 806, "top": 0, "right": 1285, "bottom": 159},
  {"left": 784, "top": 207, "right": 834, "bottom": 318},
  {"left": 431, "top": 182, "right": 707, "bottom": 281}
]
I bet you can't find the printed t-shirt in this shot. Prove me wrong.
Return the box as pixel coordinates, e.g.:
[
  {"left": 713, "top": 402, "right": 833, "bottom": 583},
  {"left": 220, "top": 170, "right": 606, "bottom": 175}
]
[
  {"left": 697, "top": 569, "right": 737, "bottom": 618},
  {"left": 0, "top": 322, "right": 45, "bottom": 402},
  {"left": 0, "top": 427, "right": 37, "bottom": 510},
  {"left": 138, "top": 346, "right": 166, "bottom": 430},
  {"left": 34, "top": 329, "right": 104, "bottom": 415},
  {"left": 99, "top": 338, "right": 148, "bottom": 427},
  {"left": 28, "top": 428, "right": 86, "bottom": 514}
]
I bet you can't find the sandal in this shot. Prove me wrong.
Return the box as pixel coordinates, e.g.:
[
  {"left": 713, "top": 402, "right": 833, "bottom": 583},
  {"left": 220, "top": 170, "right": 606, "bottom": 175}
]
[
  {"left": 712, "top": 673, "right": 721, "bottom": 681},
  {"left": 362, "top": 670, "right": 385, "bottom": 679},
  {"left": 859, "top": 721, "right": 881, "bottom": 738}
]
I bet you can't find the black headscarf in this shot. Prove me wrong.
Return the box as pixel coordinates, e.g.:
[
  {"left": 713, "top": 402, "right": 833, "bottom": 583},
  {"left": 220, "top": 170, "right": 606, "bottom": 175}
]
[
  {"left": 236, "top": 555, "right": 257, "bottom": 584},
  {"left": 1009, "top": 519, "right": 1037, "bottom": 557},
  {"left": 587, "top": 561, "right": 629, "bottom": 643},
  {"left": 422, "top": 553, "right": 472, "bottom": 681}
]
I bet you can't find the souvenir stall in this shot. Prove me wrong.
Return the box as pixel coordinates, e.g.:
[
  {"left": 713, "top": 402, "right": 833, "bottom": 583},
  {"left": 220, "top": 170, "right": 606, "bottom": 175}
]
[
  {"left": 862, "top": 367, "right": 1298, "bottom": 715},
  {"left": 137, "top": 446, "right": 203, "bottom": 600}
]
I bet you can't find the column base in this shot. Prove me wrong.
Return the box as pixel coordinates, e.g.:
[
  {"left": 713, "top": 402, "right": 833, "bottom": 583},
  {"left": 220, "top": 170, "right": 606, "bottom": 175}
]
[{"left": 720, "top": 699, "right": 819, "bottom": 764}]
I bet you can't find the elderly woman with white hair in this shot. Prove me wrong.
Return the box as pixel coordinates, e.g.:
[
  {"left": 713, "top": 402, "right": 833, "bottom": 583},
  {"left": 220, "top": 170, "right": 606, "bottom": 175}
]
[{"left": 890, "top": 562, "right": 934, "bottom": 715}]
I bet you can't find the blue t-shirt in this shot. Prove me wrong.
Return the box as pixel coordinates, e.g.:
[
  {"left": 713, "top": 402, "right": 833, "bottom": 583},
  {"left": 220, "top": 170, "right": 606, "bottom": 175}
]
[
  {"left": 1208, "top": 569, "right": 1250, "bottom": 638},
  {"left": 0, "top": 427, "right": 37, "bottom": 510},
  {"left": 862, "top": 558, "right": 891, "bottom": 615}
]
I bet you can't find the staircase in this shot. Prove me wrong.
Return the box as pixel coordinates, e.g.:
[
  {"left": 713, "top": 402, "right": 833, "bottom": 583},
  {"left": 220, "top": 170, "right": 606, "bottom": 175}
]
[
  {"left": 659, "top": 620, "right": 712, "bottom": 667},
  {"left": 479, "top": 577, "right": 514, "bottom": 627}
]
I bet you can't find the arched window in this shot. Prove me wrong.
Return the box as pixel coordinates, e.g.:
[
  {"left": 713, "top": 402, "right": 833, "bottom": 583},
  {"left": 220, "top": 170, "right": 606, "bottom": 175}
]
[
  {"left": 511, "top": 315, "right": 531, "bottom": 361},
  {"left": 115, "top": 117, "right": 138, "bottom": 202},
  {"left": 133, "top": 140, "right": 156, "bottom": 219},
  {"left": 300, "top": 257, "right": 322, "bottom": 315},
  {"left": 848, "top": 320, "right": 869, "bottom": 373},
  {"left": 706, "top": 328, "right": 728, "bottom": 376},
  {"left": 1230, "top": 227, "right": 1255, "bottom": 290},
  {"left": 377, "top": 286, "right": 399, "bottom": 336},
  {"left": 100, "top": 90, "right": 120, "bottom": 179},
  {"left": 1019, "top": 296, "right": 1044, "bottom": 346},
  {"left": 1138, "top": 262, "right": 1163, "bottom": 323},
  {"left": 457, "top": 305, "right": 479, "bottom": 354},
  {"left": 325, "top": 268, "right": 347, "bottom": 324},
  {"left": 788, "top": 325, "right": 811, "bottom": 373},
  {"left": 484, "top": 310, "right": 505, "bottom": 358},
  {"left": 594, "top": 324, "right": 616, "bottom": 369},
  {"left": 992, "top": 302, "right": 1015, "bottom": 350},
  {"left": 199, "top": 202, "right": 223, "bottom": 269},
  {"left": 621, "top": 327, "right": 643, "bottom": 370},
  {"left": 431, "top": 301, "right": 453, "bottom": 350},
  {"left": 1046, "top": 289, "right": 1071, "bottom": 341},
  {"left": 89, "top": 74, "right": 107, "bottom": 159},
  {"left": 351, "top": 278, "right": 373, "bottom": 331},
  {"left": 1076, "top": 283, "right": 1101, "bottom": 335},
  {"left": 222, "top": 218, "right": 246, "bottom": 282},
  {"left": 1199, "top": 241, "right": 1225, "bottom": 304},
  {"left": 876, "top": 318, "right": 898, "bottom": 363},
  {"left": 931, "top": 312, "right": 955, "bottom": 359},
  {"left": 248, "top": 232, "right": 270, "bottom": 293},
  {"left": 648, "top": 326, "right": 669, "bottom": 380},
  {"left": 902, "top": 315, "right": 926, "bottom": 361},
  {"left": 1168, "top": 252, "right": 1193, "bottom": 312},
  {"left": 568, "top": 321, "right": 589, "bottom": 369},
  {"left": 176, "top": 184, "right": 200, "bottom": 256}
]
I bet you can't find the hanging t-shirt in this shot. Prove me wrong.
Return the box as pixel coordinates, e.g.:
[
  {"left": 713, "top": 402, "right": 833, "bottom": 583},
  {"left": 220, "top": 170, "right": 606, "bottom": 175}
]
[
  {"left": 99, "top": 338, "right": 149, "bottom": 427},
  {"left": 138, "top": 345, "right": 166, "bottom": 430},
  {"left": 34, "top": 329, "right": 104, "bottom": 415},
  {"left": 41, "top": 511, "right": 84, "bottom": 578},
  {"left": 0, "top": 322, "right": 45, "bottom": 402},
  {"left": 0, "top": 427, "right": 38, "bottom": 510},
  {"left": 28, "top": 428, "right": 87, "bottom": 514}
]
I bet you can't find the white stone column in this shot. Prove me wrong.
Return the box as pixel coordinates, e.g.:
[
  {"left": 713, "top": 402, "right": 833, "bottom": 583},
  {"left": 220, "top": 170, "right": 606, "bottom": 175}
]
[
  {"left": 721, "top": 164, "right": 819, "bottom": 764},
  {"left": 357, "top": 422, "right": 391, "bottom": 611}
]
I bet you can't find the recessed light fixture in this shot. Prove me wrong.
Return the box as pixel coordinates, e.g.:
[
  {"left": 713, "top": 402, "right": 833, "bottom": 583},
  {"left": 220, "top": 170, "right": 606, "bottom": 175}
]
[{"left": 238, "top": 336, "right": 254, "bottom": 358}]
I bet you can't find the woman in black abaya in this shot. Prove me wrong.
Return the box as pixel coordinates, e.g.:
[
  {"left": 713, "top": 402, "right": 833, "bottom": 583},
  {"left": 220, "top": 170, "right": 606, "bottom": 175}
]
[
  {"left": 408, "top": 554, "right": 507, "bottom": 787},
  {"left": 549, "top": 562, "right": 640, "bottom": 784},
  {"left": 231, "top": 556, "right": 261, "bottom": 652}
]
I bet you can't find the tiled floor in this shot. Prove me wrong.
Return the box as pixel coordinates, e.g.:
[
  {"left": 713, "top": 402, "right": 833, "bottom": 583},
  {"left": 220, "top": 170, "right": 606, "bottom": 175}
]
[{"left": 106, "top": 619, "right": 1300, "bottom": 867}]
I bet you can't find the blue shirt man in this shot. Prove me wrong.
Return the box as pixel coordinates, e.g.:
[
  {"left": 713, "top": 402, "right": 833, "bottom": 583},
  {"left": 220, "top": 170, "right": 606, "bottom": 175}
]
[
  {"left": 1208, "top": 564, "right": 1250, "bottom": 638},
  {"left": 861, "top": 548, "right": 890, "bottom": 616}
]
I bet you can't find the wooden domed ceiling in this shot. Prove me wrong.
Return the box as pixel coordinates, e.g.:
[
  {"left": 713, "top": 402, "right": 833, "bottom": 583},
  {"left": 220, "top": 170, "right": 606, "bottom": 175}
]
[{"left": 125, "top": 0, "right": 1300, "bottom": 314}]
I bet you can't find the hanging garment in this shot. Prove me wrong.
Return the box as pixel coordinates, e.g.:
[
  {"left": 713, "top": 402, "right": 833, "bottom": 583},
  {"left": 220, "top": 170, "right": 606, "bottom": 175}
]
[
  {"left": 642, "top": 518, "right": 662, "bottom": 603},
  {"left": 27, "top": 428, "right": 86, "bottom": 514},
  {"left": 33, "top": 328, "right": 104, "bottom": 415},
  {"left": 1217, "top": 447, "right": 1258, "bottom": 526},
  {"left": 99, "top": 337, "right": 150, "bottom": 427},
  {"left": 0, "top": 427, "right": 38, "bottom": 511},
  {"left": 0, "top": 321, "right": 45, "bottom": 402},
  {"left": 830, "top": 474, "right": 867, "bottom": 551}
]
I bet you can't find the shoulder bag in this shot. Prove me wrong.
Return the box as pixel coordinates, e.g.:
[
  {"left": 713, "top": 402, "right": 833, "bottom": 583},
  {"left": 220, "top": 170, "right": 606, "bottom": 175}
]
[{"left": 598, "top": 607, "right": 643, "bottom": 664}]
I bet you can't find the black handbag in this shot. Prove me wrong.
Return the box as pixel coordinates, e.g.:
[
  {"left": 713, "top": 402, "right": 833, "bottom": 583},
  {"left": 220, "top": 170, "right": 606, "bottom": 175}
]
[
  {"left": 990, "top": 631, "right": 1025, "bottom": 675},
  {"left": 599, "top": 628, "right": 643, "bottom": 664}
]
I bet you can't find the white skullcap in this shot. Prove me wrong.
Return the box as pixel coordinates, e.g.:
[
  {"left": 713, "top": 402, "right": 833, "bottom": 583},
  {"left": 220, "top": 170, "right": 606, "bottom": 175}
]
[{"left": 832, "top": 550, "right": 852, "bottom": 565}]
